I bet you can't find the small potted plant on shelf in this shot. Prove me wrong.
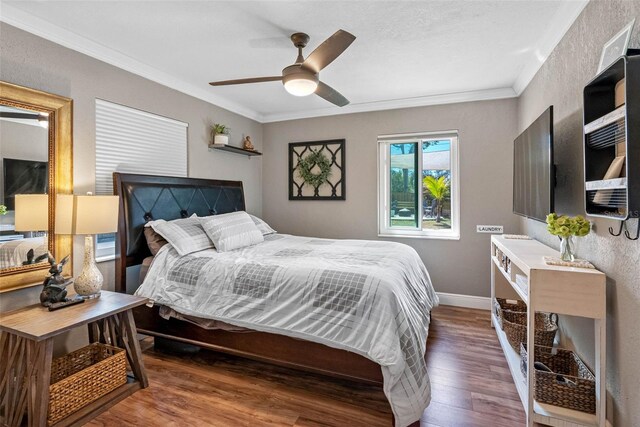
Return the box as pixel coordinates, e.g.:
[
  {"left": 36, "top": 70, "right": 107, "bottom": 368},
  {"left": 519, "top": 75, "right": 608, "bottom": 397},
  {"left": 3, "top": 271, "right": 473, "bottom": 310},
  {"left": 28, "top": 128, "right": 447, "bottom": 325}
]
[
  {"left": 546, "top": 213, "right": 591, "bottom": 262},
  {"left": 212, "top": 123, "right": 230, "bottom": 145}
]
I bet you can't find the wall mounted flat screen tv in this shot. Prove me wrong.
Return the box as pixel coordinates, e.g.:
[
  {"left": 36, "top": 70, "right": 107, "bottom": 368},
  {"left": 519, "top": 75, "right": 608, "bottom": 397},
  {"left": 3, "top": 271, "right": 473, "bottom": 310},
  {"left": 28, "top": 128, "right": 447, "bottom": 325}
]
[
  {"left": 513, "top": 106, "right": 554, "bottom": 222},
  {"left": 2, "top": 158, "right": 49, "bottom": 210}
]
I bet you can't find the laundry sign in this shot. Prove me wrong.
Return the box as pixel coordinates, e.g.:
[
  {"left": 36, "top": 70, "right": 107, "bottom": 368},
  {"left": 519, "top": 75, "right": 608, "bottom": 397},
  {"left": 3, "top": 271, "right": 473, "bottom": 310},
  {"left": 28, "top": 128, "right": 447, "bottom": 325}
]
[{"left": 477, "top": 225, "right": 504, "bottom": 234}]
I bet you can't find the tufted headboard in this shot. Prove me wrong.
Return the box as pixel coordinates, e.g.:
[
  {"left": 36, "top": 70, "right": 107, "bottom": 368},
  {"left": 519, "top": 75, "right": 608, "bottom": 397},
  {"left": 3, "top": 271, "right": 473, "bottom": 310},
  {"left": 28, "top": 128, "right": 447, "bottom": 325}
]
[{"left": 113, "top": 172, "right": 245, "bottom": 293}]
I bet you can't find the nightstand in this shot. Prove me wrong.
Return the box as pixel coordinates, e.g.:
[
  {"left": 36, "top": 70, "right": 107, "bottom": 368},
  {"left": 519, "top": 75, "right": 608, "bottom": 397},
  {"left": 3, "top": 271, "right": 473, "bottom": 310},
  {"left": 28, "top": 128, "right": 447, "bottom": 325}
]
[{"left": 0, "top": 291, "right": 149, "bottom": 426}]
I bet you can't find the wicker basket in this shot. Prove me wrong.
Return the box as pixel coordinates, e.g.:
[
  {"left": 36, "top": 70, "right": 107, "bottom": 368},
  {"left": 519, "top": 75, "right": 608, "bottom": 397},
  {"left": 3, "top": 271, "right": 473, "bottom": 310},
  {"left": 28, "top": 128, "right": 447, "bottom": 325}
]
[
  {"left": 520, "top": 344, "right": 595, "bottom": 413},
  {"left": 502, "top": 310, "right": 558, "bottom": 351},
  {"left": 493, "top": 298, "right": 527, "bottom": 329},
  {"left": 48, "top": 343, "right": 127, "bottom": 425}
]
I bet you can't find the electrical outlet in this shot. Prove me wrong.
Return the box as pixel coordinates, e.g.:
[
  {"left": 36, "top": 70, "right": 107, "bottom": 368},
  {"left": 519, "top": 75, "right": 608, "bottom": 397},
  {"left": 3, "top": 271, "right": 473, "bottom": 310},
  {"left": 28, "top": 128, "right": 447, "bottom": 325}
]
[{"left": 477, "top": 225, "right": 503, "bottom": 234}]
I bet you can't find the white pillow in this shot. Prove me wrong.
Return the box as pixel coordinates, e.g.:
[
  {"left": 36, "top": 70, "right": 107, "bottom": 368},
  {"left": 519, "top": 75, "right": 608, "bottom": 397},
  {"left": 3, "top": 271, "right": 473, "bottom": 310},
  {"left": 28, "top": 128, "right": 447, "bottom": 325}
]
[
  {"left": 201, "top": 211, "right": 264, "bottom": 252},
  {"left": 147, "top": 215, "right": 213, "bottom": 256},
  {"left": 249, "top": 214, "right": 277, "bottom": 236},
  {"left": 144, "top": 213, "right": 197, "bottom": 227}
]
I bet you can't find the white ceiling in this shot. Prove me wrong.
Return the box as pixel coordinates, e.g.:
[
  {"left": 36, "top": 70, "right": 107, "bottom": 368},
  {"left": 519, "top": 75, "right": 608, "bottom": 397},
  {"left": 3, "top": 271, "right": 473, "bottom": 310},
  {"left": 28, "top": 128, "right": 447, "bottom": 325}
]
[{"left": 1, "top": 1, "right": 587, "bottom": 123}]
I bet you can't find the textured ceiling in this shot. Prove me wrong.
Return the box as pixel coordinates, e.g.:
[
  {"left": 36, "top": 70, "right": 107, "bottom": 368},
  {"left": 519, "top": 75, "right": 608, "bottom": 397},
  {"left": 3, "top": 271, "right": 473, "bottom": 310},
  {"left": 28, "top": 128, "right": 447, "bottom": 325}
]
[{"left": 1, "top": 1, "right": 587, "bottom": 122}]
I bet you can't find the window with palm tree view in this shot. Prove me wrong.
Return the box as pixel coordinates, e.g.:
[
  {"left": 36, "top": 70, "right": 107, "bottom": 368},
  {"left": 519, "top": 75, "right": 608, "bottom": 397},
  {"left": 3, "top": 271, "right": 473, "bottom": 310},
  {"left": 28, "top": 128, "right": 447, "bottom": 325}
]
[{"left": 378, "top": 132, "right": 459, "bottom": 239}]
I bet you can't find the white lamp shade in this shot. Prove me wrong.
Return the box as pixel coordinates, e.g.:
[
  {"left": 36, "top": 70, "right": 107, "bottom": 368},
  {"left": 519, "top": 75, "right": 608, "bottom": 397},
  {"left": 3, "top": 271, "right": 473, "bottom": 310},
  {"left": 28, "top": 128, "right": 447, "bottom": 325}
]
[
  {"left": 75, "top": 195, "right": 119, "bottom": 234},
  {"left": 54, "top": 194, "right": 119, "bottom": 235},
  {"left": 55, "top": 194, "right": 75, "bottom": 234},
  {"left": 14, "top": 194, "right": 49, "bottom": 231}
]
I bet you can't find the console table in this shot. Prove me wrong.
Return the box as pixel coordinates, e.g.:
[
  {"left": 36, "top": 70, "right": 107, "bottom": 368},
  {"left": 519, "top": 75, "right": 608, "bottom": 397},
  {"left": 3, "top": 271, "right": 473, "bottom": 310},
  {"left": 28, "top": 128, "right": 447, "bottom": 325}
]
[
  {"left": 490, "top": 235, "right": 607, "bottom": 427},
  {"left": 0, "top": 291, "right": 148, "bottom": 426}
]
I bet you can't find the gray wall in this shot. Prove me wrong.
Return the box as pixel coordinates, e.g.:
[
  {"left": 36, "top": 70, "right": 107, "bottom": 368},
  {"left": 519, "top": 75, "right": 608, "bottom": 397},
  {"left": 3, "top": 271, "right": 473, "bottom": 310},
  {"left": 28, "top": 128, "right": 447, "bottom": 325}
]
[
  {"left": 0, "top": 23, "right": 263, "bottom": 354},
  {"left": 517, "top": 1, "right": 640, "bottom": 425},
  {"left": 263, "top": 99, "right": 520, "bottom": 297}
]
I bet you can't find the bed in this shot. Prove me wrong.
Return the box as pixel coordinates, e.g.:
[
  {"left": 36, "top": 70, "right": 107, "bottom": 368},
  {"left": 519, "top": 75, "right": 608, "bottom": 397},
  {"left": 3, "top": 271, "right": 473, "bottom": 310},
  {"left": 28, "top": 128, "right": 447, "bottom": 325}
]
[
  {"left": 0, "top": 236, "right": 48, "bottom": 269},
  {"left": 114, "top": 173, "right": 438, "bottom": 427}
]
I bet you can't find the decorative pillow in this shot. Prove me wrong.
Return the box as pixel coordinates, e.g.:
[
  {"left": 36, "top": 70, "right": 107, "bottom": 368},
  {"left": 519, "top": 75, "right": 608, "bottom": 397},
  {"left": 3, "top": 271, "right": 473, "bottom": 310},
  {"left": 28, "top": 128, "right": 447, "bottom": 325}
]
[
  {"left": 201, "top": 211, "right": 264, "bottom": 252},
  {"left": 147, "top": 216, "right": 213, "bottom": 256},
  {"left": 249, "top": 214, "right": 277, "bottom": 236},
  {"left": 143, "top": 227, "right": 168, "bottom": 255}
]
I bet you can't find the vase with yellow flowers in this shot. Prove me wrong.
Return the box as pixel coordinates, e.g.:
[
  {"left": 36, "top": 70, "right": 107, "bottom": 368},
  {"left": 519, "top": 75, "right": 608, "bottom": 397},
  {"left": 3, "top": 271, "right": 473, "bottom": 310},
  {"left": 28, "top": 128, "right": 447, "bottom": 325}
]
[{"left": 546, "top": 213, "right": 591, "bottom": 262}]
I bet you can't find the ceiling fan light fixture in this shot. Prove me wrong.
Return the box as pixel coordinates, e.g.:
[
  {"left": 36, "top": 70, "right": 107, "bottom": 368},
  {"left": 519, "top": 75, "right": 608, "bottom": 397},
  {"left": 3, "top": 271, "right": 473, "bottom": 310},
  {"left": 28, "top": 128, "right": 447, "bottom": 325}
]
[
  {"left": 282, "top": 66, "right": 319, "bottom": 97},
  {"left": 284, "top": 78, "right": 318, "bottom": 96}
]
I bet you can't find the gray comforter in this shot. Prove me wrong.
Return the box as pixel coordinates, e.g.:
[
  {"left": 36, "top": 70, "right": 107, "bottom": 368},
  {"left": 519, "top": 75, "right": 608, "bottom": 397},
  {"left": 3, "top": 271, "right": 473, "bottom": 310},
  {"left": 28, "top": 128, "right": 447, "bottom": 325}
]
[{"left": 136, "top": 234, "right": 438, "bottom": 426}]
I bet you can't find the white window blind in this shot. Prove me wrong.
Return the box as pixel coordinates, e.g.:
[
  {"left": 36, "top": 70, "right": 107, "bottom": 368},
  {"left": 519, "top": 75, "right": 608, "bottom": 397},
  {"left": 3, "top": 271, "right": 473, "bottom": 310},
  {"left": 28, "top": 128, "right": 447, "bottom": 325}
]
[{"left": 95, "top": 99, "right": 188, "bottom": 196}]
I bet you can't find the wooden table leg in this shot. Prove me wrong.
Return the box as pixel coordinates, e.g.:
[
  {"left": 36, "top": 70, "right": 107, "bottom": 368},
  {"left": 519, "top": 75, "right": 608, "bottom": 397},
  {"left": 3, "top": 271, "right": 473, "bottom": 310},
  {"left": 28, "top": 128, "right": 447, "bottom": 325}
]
[
  {"left": 0, "top": 331, "right": 19, "bottom": 426},
  {"left": 121, "top": 310, "right": 149, "bottom": 388},
  {"left": 28, "top": 338, "right": 53, "bottom": 427},
  {"left": 0, "top": 333, "right": 53, "bottom": 427},
  {"left": 87, "top": 321, "right": 100, "bottom": 344}
]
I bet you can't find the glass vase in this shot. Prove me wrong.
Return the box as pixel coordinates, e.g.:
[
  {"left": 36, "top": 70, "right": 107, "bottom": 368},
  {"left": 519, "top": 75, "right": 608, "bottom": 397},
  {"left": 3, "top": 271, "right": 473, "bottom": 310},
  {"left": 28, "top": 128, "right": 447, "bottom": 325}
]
[{"left": 559, "top": 235, "right": 576, "bottom": 262}]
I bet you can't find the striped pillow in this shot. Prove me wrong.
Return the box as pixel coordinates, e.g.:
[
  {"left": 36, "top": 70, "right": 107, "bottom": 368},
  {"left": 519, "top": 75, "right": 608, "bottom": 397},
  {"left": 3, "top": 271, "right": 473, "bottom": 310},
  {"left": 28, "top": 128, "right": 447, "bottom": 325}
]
[
  {"left": 147, "top": 216, "right": 213, "bottom": 256},
  {"left": 201, "top": 211, "right": 264, "bottom": 252},
  {"left": 249, "top": 214, "right": 277, "bottom": 236}
]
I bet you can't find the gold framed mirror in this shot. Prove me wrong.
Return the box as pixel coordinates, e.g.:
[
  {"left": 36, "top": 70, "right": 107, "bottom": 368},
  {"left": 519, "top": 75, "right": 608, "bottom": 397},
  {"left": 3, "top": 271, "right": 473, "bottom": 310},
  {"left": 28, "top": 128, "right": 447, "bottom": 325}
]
[{"left": 0, "top": 81, "right": 73, "bottom": 292}]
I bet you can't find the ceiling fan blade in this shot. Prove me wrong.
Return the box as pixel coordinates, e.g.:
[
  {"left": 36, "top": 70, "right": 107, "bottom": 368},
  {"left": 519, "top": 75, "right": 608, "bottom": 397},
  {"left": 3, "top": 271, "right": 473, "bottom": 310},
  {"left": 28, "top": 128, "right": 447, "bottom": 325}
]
[
  {"left": 315, "top": 82, "right": 349, "bottom": 107},
  {"left": 209, "top": 76, "right": 282, "bottom": 86},
  {"left": 0, "top": 112, "right": 40, "bottom": 119},
  {"left": 303, "top": 30, "right": 356, "bottom": 73}
]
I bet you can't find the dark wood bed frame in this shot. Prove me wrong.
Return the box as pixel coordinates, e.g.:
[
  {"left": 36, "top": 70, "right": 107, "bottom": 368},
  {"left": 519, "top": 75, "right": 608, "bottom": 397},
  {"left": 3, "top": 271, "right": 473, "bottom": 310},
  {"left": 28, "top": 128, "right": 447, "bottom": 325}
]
[{"left": 113, "top": 172, "right": 384, "bottom": 385}]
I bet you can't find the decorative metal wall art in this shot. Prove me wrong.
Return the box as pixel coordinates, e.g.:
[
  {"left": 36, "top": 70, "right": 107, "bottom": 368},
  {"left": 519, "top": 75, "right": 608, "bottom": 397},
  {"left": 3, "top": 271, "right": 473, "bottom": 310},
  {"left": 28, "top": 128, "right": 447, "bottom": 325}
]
[{"left": 289, "top": 139, "right": 345, "bottom": 200}]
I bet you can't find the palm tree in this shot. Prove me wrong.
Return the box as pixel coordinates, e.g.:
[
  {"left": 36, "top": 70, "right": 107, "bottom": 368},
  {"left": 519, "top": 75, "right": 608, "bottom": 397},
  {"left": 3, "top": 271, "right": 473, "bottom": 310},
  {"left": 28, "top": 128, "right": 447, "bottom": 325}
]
[{"left": 423, "top": 175, "right": 449, "bottom": 223}]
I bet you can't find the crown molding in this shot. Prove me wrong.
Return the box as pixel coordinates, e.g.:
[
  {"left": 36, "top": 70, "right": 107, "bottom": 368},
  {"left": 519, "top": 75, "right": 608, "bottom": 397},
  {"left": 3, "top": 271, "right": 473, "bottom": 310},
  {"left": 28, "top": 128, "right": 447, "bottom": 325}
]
[
  {"left": 0, "top": 3, "right": 265, "bottom": 123},
  {"left": 261, "top": 87, "right": 518, "bottom": 123},
  {"left": 2, "top": 1, "right": 587, "bottom": 123},
  {"left": 512, "top": 0, "right": 589, "bottom": 95}
]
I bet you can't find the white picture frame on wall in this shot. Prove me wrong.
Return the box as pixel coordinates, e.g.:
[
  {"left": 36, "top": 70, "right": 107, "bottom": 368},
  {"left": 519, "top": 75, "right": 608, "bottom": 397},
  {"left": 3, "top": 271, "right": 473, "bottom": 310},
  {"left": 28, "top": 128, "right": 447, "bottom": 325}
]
[{"left": 598, "top": 19, "right": 636, "bottom": 73}]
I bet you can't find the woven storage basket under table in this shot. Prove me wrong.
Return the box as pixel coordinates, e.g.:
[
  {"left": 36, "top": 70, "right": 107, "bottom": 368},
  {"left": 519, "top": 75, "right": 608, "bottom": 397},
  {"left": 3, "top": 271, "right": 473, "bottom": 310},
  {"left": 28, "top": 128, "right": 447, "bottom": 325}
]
[
  {"left": 502, "top": 310, "right": 558, "bottom": 351},
  {"left": 493, "top": 297, "right": 527, "bottom": 329},
  {"left": 48, "top": 343, "right": 127, "bottom": 425},
  {"left": 520, "top": 344, "right": 596, "bottom": 414}
]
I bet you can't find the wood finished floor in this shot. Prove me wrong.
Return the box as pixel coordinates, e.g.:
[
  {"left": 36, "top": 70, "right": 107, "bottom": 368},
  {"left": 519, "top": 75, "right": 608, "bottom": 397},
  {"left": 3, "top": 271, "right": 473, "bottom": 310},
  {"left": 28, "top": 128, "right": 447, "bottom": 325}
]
[{"left": 87, "top": 306, "right": 525, "bottom": 427}]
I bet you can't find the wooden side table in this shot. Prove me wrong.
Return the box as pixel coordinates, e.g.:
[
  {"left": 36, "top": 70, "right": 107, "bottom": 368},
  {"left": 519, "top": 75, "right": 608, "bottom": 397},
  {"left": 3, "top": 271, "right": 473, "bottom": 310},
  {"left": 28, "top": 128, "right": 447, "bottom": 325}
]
[
  {"left": 491, "top": 235, "right": 607, "bottom": 427},
  {"left": 0, "top": 291, "right": 149, "bottom": 427}
]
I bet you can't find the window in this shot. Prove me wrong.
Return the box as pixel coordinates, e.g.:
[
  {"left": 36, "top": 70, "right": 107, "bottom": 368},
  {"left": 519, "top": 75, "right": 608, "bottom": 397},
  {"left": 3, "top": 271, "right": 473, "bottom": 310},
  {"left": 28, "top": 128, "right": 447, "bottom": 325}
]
[
  {"left": 378, "top": 131, "right": 459, "bottom": 239},
  {"left": 94, "top": 99, "right": 188, "bottom": 260}
]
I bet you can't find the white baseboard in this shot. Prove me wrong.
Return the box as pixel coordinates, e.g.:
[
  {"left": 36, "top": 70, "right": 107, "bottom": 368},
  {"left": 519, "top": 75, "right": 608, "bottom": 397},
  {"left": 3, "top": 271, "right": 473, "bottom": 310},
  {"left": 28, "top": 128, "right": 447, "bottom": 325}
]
[{"left": 436, "top": 292, "right": 491, "bottom": 310}]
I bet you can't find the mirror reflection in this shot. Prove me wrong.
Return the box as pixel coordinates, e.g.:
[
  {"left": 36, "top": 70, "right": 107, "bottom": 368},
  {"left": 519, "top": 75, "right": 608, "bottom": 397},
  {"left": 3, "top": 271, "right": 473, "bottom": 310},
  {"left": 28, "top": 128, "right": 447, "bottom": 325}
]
[{"left": 0, "top": 105, "right": 50, "bottom": 269}]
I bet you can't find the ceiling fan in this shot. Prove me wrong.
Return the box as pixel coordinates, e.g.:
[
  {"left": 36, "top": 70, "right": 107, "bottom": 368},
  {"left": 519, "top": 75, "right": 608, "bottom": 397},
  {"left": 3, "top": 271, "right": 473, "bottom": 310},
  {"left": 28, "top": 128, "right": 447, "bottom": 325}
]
[
  {"left": 0, "top": 111, "right": 48, "bottom": 128},
  {"left": 209, "top": 30, "right": 356, "bottom": 107}
]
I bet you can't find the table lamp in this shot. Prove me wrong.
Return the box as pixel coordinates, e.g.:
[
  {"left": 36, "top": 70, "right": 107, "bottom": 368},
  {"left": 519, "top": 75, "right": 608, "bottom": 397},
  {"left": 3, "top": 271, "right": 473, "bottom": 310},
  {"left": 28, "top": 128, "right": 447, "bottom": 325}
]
[
  {"left": 14, "top": 194, "right": 49, "bottom": 266},
  {"left": 14, "top": 194, "right": 49, "bottom": 235},
  {"left": 56, "top": 193, "right": 118, "bottom": 299}
]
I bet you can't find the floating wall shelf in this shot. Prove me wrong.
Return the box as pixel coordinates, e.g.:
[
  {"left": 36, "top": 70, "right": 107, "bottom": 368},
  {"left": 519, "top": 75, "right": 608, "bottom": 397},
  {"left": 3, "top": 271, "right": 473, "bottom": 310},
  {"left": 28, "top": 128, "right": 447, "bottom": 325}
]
[{"left": 208, "top": 144, "right": 262, "bottom": 157}]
